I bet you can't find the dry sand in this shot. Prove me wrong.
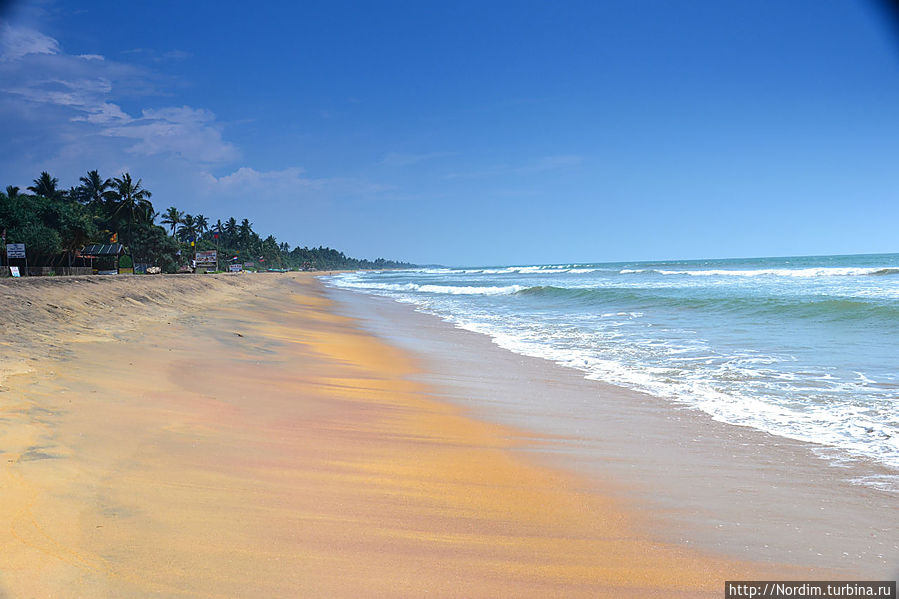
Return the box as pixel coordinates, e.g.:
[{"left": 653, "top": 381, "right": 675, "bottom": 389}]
[{"left": 0, "top": 273, "right": 806, "bottom": 597}]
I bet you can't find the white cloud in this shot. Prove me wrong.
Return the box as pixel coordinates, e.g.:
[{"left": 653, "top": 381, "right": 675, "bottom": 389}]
[
  {"left": 8, "top": 76, "right": 111, "bottom": 108},
  {"left": 201, "top": 166, "right": 393, "bottom": 200},
  {"left": 202, "top": 166, "right": 315, "bottom": 193},
  {"left": 0, "top": 25, "right": 238, "bottom": 165},
  {"left": 74, "top": 102, "right": 131, "bottom": 124},
  {"left": 101, "top": 106, "right": 239, "bottom": 163},
  {"left": 0, "top": 23, "right": 59, "bottom": 61},
  {"left": 160, "top": 49, "right": 191, "bottom": 61}
]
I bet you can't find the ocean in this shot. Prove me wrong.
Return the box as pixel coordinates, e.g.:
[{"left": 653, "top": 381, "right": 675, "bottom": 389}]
[{"left": 325, "top": 254, "right": 899, "bottom": 486}]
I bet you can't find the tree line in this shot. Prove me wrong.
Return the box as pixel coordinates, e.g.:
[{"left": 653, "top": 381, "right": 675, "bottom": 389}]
[{"left": 0, "top": 170, "right": 413, "bottom": 272}]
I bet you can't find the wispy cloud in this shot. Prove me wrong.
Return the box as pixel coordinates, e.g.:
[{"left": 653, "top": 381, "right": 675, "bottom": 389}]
[
  {"left": 202, "top": 167, "right": 315, "bottom": 192},
  {"left": 0, "top": 21, "right": 394, "bottom": 224},
  {"left": 0, "top": 24, "right": 236, "bottom": 165},
  {"left": 202, "top": 166, "right": 393, "bottom": 198},
  {"left": 101, "top": 106, "right": 239, "bottom": 163},
  {"left": 121, "top": 47, "right": 192, "bottom": 62},
  {"left": 0, "top": 23, "right": 59, "bottom": 61},
  {"left": 160, "top": 49, "right": 191, "bottom": 61}
]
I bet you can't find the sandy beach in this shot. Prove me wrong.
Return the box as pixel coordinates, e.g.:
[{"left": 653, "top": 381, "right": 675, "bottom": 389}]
[{"left": 0, "top": 273, "right": 830, "bottom": 597}]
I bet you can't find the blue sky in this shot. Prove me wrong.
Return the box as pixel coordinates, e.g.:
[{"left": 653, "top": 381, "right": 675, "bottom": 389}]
[{"left": 1, "top": 0, "right": 898, "bottom": 265}]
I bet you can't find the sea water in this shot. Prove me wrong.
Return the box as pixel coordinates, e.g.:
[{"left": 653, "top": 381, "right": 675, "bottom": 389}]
[{"left": 325, "top": 254, "right": 899, "bottom": 486}]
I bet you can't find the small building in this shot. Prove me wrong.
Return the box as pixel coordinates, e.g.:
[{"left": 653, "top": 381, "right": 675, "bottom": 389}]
[{"left": 80, "top": 243, "right": 126, "bottom": 274}]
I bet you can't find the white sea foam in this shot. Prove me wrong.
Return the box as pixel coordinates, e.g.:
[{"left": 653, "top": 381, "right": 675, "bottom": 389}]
[
  {"left": 450, "top": 314, "right": 899, "bottom": 477},
  {"left": 450, "top": 265, "right": 608, "bottom": 275},
  {"left": 324, "top": 259, "right": 899, "bottom": 488},
  {"left": 621, "top": 267, "right": 899, "bottom": 278},
  {"left": 329, "top": 278, "right": 524, "bottom": 296}
]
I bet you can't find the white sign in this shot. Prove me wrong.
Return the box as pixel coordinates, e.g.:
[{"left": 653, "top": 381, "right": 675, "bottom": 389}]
[
  {"left": 229, "top": 264, "right": 242, "bottom": 272},
  {"left": 6, "top": 243, "right": 25, "bottom": 259},
  {"left": 9, "top": 266, "right": 20, "bottom": 277},
  {"left": 196, "top": 250, "right": 217, "bottom": 264}
]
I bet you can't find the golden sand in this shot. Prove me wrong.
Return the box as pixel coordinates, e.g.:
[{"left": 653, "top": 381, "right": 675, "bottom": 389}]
[{"left": 0, "top": 274, "right": 784, "bottom": 597}]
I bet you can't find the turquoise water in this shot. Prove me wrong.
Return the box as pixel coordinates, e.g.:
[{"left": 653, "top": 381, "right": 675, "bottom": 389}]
[{"left": 326, "top": 254, "right": 899, "bottom": 482}]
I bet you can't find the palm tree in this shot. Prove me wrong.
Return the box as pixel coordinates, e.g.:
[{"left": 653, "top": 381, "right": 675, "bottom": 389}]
[
  {"left": 110, "top": 172, "right": 153, "bottom": 243},
  {"left": 224, "top": 217, "right": 238, "bottom": 245},
  {"left": 177, "top": 214, "right": 197, "bottom": 242},
  {"left": 77, "top": 170, "right": 113, "bottom": 208},
  {"left": 161, "top": 207, "right": 183, "bottom": 237},
  {"left": 238, "top": 218, "right": 253, "bottom": 249},
  {"left": 141, "top": 204, "right": 157, "bottom": 225},
  {"left": 28, "top": 171, "right": 61, "bottom": 199},
  {"left": 5, "top": 185, "right": 19, "bottom": 199},
  {"left": 195, "top": 214, "right": 209, "bottom": 238}
]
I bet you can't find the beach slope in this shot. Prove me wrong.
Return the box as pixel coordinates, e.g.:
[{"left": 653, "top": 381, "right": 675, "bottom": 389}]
[{"left": 0, "top": 274, "right": 785, "bottom": 597}]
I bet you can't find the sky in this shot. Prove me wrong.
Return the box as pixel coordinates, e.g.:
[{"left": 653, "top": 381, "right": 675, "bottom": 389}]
[{"left": 1, "top": 0, "right": 898, "bottom": 266}]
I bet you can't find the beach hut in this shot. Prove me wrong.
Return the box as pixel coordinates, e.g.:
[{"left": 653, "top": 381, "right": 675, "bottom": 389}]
[{"left": 80, "top": 243, "right": 126, "bottom": 274}]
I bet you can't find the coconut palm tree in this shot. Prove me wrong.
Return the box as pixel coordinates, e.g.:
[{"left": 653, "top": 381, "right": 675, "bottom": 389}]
[
  {"left": 195, "top": 214, "right": 209, "bottom": 239},
  {"left": 77, "top": 170, "right": 113, "bottom": 208},
  {"left": 5, "top": 185, "right": 19, "bottom": 200},
  {"left": 224, "top": 217, "right": 238, "bottom": 246},
  {"left": 28, "top": 171, "right": 61, "bottom": 199},
  {"left": 177, "top": 214, "right": 197, "bottom": 242},
  {"left": 238, "top": 218, "right": 253, "bottom": 249},
  {"left": 110, "top": 172, "right": 152, "bottom": 243},
  {"left": 141, "top": 204, "right": 157, "bottom": 225},
  {"left": 161, "top": 207, "right": 183, "bottom": 237}
]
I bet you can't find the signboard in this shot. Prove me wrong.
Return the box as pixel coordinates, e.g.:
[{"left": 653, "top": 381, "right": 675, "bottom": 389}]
[
  {"left": 6, "top": 243, "right": 25, "bottom": 259},
  {"left": 9, "top": 266, "right": 20, "bottom": 277},
  {"left": 243, "top": 262, "right": 254, "bottom": 268},
  {"left": 194, "top": 249, "right": 217, "bottom": 273},
  {"left": 229, "top": 264, "right": 242, "bottom": 272}
]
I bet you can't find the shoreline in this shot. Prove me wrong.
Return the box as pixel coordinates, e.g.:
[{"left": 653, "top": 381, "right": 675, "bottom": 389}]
[{"left": 326, "top": 284, "right": 898, "bottom": 578}]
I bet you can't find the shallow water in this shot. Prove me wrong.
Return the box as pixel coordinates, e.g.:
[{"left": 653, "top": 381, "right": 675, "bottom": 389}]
[{"left": 325, "top": 253, "right": 899, "bottom": 482}]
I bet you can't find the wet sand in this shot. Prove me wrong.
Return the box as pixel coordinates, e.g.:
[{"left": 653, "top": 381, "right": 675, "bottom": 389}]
[
  {"left": 1, "top": 274, "right": 810, "bottom": 597},
  {"left": 329, "top": 286, "right": 899, "bottom": 579}
]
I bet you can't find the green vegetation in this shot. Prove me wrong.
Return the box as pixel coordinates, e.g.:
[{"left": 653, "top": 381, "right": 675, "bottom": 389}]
[{"left": 0, "top": 170, "right": 413, "bottom": 273}]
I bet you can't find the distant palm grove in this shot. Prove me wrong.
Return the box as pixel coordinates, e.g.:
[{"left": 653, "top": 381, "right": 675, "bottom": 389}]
[{"left": 0, "top": 170, "right": 412, "bottom": 273}]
